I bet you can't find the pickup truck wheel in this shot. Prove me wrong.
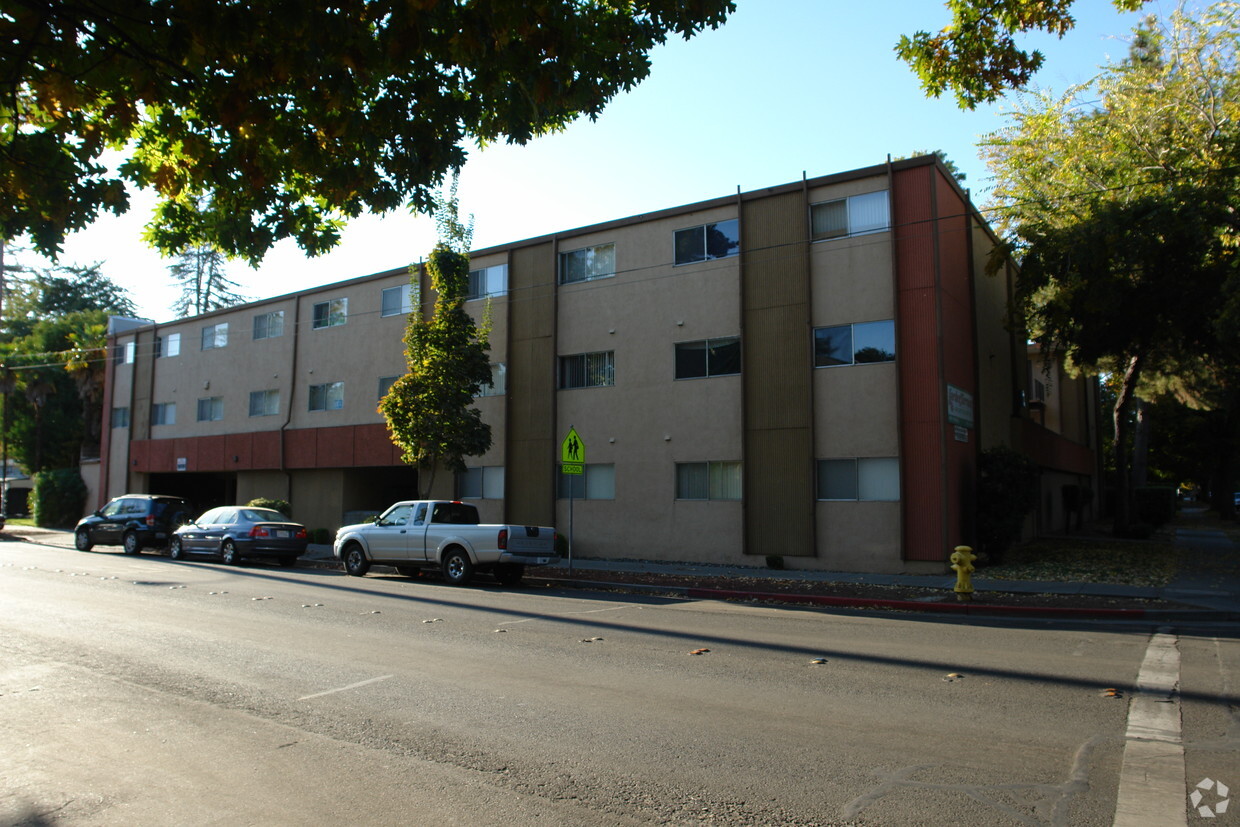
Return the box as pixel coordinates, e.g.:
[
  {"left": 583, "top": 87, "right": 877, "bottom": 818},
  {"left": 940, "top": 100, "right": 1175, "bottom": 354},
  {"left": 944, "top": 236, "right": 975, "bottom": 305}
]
[
  {"left": 495, "top": 563, "right": 525, "bottom": 586},
  {"left": 122, "top": 530, "right": 141, "bottom": 555},
  {"left": 344, "top": 545, "right": 370, "bottom": 577},
  {"left": 441, "top": 548, "right": 474, "bottom": 586},
  {"left": 75, "top": 527, "right": 93, "bottom": 551}
]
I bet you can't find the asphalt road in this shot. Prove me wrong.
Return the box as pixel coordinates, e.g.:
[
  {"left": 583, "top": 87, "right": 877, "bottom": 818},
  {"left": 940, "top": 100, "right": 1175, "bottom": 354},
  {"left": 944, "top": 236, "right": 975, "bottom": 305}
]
[{"left": 2, "top": 539, "right": 1237, "bottom": 826}]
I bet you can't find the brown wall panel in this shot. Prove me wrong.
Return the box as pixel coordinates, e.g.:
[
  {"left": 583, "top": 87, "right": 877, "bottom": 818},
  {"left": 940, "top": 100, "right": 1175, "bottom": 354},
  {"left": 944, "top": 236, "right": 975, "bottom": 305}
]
[
  {"left": 317, "top": 427, "right": 354, "bottom": 467},
  {"left": 741, "top": 190, "right": 814, "bottom": 558},
  {"left": 225, "top": 433, "right": 253, "bottom": 468},
  {"left": 506, "top": 243, "right": 556, "bottom": 525},
  {"left": 284, "top": 428, "right": 317, "bottom": 468}
]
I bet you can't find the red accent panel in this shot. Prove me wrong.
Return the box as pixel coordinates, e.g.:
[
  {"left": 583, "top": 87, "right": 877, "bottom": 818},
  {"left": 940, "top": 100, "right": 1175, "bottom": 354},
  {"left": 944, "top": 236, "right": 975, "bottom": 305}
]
[
  {"left": 284, "top": 428, "right": 318, "bottom": 468},
  {"left": 1020, "top": 419, "right": 1095, "bottom": 475},
  {"left": 253, "top": 431, "right": 281, "bottom": 468},
  {"left": 317, "top": 426, "right": 354, "bottom": 467},
  {"left": 225, "top": 433, "right": 253, "bottom": 468},
  {"left": 197, "top": 435, "right": 226, "bottom": 470},
  {"left": 354, "top": 423, "right": 398, "bottom": 466}
]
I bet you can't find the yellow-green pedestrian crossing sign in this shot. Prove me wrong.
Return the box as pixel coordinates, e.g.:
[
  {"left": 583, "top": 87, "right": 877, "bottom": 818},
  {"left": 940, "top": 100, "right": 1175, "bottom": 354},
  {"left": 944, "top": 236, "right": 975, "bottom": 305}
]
[{"left": 561, "top": 427, "right": 585, "bottom": 475}]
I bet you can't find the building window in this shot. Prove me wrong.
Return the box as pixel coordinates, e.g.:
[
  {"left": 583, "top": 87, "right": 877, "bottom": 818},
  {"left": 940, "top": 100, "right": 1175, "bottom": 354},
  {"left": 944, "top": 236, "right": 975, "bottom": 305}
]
[
  {"left": 810, "top": 191, "right": 890, "bottom": 240},
  {"left": 197, "top": 396, "right": 224, "bottom": 422},
  {"left": 381, "top": 284, "right": 411, "bottom": 317},
  {"left": 111, "top": 407, "right": 130, "bottom": 428},
  {"left": 309, "top": 381, "right": 344, "bottom": 411},
  {"left": 312, "top": 298, "right": 348, "bottom": 329},
  {"left": 675, "top": 337, "right": 741, "bottom": 379},
  {"left": 201, "top": 322, "right": 228, "bottom": 350},
  {"left": 457, "top": 466, "right": 505, "bottom": 499},
  {"left": 675, "top": 461, "right": 742, "bottom": 501},
  {"left": 813, "top": 320, "right": 896, "bottom": 367},
  {"left": 557, "top": 464, "right": 616, "bottom": 500},
  {"left": 254, "top": 310, "right": 284, "bottom": 340},
  {"left": 673, "top": 219, "right": 740, "bottom": 266},
  {"left": 248, "top": 389, "right": 279, "bottom": 417},
  {"left": 377, "top": 375, "right": 399, "bottom": 399},
  {"left": 155, "top": 332, "right": 180, "bottom": 358},
  {"left": 559, "top": 352, "right": 614, "bottom": 389},
  {"left": 122, "top": 341, "right": 135, "bottom": 364},
  {"left": 467, "top": 264, "right": 507, "bottom": 300},
  {"left": 478, "top": 363, "right": 506, "bottom": 397},
  {"left": 817, "top": 458, "right": 900, "bottom": 501},
  {"left": 559, "top": 243, "right": 615, "bottom": 284},
  {"left": 152, "top": 402, "right": 176, "bottom": 426}
]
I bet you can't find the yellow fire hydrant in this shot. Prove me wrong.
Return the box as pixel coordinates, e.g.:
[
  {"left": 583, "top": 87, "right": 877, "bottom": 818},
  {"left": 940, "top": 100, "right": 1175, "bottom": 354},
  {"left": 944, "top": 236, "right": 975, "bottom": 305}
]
[{"left": 950, "top": 545, "right": 976, "bottom": 602}]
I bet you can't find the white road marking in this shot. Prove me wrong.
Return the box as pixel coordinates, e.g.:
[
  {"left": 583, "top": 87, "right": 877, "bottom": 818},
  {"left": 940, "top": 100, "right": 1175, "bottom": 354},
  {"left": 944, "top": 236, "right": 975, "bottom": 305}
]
[
  {"left": 298, "top": 675, "right": 393, "bottom": 701},
  {"left": 1113, "top": 631, "right": 1185, "bottom": 827}
]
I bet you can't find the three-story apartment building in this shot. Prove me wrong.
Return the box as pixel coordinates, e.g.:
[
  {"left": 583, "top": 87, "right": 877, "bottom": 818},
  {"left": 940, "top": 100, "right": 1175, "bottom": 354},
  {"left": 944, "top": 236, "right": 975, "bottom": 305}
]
[{"left": 97, "top": 156, "right": 1101, "bottom": 573}]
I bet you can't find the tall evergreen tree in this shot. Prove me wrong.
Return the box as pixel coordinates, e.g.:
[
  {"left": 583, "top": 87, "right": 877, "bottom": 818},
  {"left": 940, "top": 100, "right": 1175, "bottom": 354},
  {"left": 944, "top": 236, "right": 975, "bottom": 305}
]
[{"left": 169, "top": 244, "right": 247, "bottom": 317}]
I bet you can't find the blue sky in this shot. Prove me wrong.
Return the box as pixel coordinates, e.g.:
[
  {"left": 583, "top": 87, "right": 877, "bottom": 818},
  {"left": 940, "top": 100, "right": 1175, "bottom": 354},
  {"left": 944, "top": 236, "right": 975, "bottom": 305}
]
[{"left": 32, "top": 0, "right": 1162, "bottom": 321}]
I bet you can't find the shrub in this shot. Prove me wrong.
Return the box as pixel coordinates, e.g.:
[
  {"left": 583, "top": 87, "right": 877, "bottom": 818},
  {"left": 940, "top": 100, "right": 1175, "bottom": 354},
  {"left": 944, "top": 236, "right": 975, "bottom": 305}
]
[
  {"left": 246, "top": 497, "right": 292, "bottom": 518},
  {"left": 30, "top": 468, "right": 88, "bottom": 528},
  {"left": 1132, "top": 486, "right": 1176, "bottom": 528},
  {"left": 975, "top": 446, "right": 1040, "bottom": 564}
]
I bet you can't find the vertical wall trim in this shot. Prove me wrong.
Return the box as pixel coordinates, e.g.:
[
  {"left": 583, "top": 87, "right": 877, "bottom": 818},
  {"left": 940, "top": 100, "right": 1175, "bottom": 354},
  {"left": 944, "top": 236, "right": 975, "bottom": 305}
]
[
  {"left": 930, "top": 166, "right": 950, "bottom": 559},
  {"left": 280, "top": 291, "right": 304, "bottom": 496},
  {"left": 886, "top": 157, "right": 908, "bottom": 560},
  {"left": 736, "top": 186, "right": 748, "bottom": 554},
  {"left": 800, "top": 174, "right": 817, "bottom": 555}
]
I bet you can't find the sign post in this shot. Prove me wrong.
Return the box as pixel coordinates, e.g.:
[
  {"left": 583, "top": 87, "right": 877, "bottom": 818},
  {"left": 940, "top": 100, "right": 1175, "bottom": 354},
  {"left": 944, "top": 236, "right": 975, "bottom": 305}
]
[{"left": 560, "top": 427, "right": 585, "bottom": 572}]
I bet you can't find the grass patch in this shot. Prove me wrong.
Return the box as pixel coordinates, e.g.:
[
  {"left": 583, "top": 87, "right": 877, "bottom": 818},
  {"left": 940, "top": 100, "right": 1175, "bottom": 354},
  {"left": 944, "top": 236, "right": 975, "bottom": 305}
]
[
  {"left": 984, "top": 538, "right": 1179, "bottom": 587},
  {"left": 3, "top": 517, "right": 34, "bottom": 527}
]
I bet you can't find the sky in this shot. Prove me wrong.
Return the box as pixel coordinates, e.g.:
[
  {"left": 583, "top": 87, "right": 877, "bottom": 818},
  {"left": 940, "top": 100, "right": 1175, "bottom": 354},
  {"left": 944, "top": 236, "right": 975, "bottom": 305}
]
[{"left": 16, "top": 0, "right": 1167, "bottom": 322}]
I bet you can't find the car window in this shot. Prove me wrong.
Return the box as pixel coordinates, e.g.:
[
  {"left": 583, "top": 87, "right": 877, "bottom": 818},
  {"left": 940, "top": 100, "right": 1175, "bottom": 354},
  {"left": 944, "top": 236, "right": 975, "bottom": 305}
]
[
  {"left": 430, "top": 502, "right": 480, "bottom": 525},
  {"left": 413, "top": 504, "right": 427, "bottom": 526},
  {"left": 194, "top": 508, "right": 218, "bottom": 524},
  {"left": 124, "top": 499, "right": 145, "bottom": 515},
  {"left": 242, "top": 509, "right": 284, "bottom": 522},
  {"left": 377, "top": 505, "right": 413, "bottom": 527},
  {"left": 216, "top": 510, "right": 237, "bottom": 524},
  {"left": 101, "top": 500, "right": 124, "bottom": 517}
]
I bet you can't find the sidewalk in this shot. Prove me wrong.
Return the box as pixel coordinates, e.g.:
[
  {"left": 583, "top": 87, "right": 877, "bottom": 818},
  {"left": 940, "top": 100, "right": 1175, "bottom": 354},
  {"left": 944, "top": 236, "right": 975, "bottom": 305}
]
[{"left": 8, "top": 513, "right": 1239, "bottom": 622}]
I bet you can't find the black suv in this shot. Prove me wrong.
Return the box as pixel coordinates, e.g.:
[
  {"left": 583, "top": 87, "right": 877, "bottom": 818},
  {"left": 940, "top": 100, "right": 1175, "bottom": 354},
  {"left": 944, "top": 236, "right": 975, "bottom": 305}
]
[{"left": 75, "top": 494, "right": 191, "bottom": 555}]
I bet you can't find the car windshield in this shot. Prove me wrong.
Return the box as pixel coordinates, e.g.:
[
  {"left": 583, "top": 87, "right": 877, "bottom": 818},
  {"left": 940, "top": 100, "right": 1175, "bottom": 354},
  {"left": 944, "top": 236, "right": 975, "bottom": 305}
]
[{"left": 240, "top": 508, "right": 286, "bottom": 522}]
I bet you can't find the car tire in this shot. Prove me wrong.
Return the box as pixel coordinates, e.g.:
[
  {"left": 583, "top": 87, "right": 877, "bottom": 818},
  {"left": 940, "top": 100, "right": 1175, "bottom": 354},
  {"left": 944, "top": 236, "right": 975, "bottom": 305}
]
[
  {"left": 220, "top": 539, "right": 239, "bottom": 565},
  {"left": 441, "top": 547, "right": 474, "bottom": 586},
  {"left": 168, "top": 536, "right": 184, "bottom": 560},
  {"left": 122, "top": 531, "right": 141, "bottom": 555},
  {"left": 494, "top": 563, "right": 525, "bottom": 586},
  {"left": 344, "top": 544, "right": 370, "bottom": 577},
  {"left": 75, "top": 527, "right": 93, "bottom": 551}
]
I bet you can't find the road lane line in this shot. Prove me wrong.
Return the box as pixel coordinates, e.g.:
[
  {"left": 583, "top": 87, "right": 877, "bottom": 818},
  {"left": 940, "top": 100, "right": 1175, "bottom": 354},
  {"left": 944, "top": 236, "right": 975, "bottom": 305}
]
[
  {"left": 1113, "top": 631, "right": 1185, "bottom": 827},
  {"left": 298, "top": 675, "right": 393, "bottom": 701}
]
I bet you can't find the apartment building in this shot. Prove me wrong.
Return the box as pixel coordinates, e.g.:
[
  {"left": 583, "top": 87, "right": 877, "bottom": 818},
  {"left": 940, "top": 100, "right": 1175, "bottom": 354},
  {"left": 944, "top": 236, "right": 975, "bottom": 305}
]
[{"left": 97, "top": 156, "right": 1101, "bottom": 574}]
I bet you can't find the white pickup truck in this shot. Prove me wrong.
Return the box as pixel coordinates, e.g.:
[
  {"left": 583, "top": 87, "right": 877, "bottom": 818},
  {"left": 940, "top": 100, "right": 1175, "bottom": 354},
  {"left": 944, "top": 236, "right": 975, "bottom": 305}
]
[{"left": 333, "top": 500, "right": 558, "bottom": 586}]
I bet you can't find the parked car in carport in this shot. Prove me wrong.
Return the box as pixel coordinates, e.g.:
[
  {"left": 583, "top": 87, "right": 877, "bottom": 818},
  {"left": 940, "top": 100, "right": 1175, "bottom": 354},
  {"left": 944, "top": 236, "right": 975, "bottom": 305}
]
[
  {"left": 168, "top": 506, "right": 309, "bottom": 566},
  {"left": 75, "top": 494, "right": 191, "bottom": 554}
]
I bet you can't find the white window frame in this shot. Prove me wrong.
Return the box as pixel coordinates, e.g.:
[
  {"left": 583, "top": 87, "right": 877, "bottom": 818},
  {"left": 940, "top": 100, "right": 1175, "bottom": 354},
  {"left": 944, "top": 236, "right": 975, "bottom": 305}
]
[
  {"left": 559, "top": 351, "right": 614, "bottom": 390},
  {"left": 248, "top": 389, "right": 280, "bottom": 417},
  {"left": 674, "top": 337, "right": 741, "bottom": 380},
  {"left": 457, "top": 466, "right": 505, "bottom": 499},
  {"left": 817, "top": 458, "right": 901, "bottom": 501},
  {"left": 478, "top": 363, "right": 506, "bottom": 397},
  {"left": 111, "top": 407, "right": 130, "bottom": 428},
  {"left": 381, "top": 284, "right": 412, "bottom": 317},
  {"left": 122, "top": 341, "right": 135, "bottom": 364},
  {"left": 152, "top": 402, "right": 176, "bottom": 426},
  {"left": 254, "top": 310, "right": 284, "bottom": 340},
  {"left": 312, "top": 298, "right": 348, "bottom": 329},
  {"left": 466, "top": 264, "right": 508, "bottom": 300},
  {"left": 309, "top": 381, "right": 345, "bottom": 411},
  {"left": 557, "top": 464, "right": 616, "bottom": 500},
  {"left": 675, "top": 461, "right": 742, "bottom": 501},
  {"left": 813, "top": 320, "right": 896, "bottom": 368},
  {"left": 201, "top": 322, "right": 228, "bottom": 350},
  {"left": 810, "top": 190, "right": 890, "bottom": 241},
  {"left": 377, "top": 375, "right": 400, "bottom": 399},
  {"left": 559, "top": 243, "right": 615, "bottom": 285},
  {"left": 196, "top": 396, "right": 224, "bottom": 422},
  {"left": 673, "top": 219, "right": 740, "bottom": 266}
]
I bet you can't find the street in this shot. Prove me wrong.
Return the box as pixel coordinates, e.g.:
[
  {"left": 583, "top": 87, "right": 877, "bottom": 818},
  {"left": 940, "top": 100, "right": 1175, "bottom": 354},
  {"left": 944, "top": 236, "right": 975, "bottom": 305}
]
[{"left": 2, "top": 537, "right": 1237, "bottom": 826}]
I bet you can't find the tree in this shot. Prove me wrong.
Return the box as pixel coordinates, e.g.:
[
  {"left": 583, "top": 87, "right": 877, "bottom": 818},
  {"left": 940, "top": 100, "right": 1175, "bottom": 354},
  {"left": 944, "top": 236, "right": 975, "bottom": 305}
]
[
  {"left": 982, "top": 3, "right": 1240, "bottom": 531},
  {"left": 2, "top": 0, "right": 734, "bottom": 263},
  {"left": 379, "top": 184, "right": 492, "bottom": 498},
  {"left": 899, "top": 0, "right": 1149, "bottom": 108},
  {"left": 0, "top": 264, "right": 134, "bottom": 471},
  {"left": 169, "top": 244, "right": 247, "bottom": 317},
  {"left": 4, "top": 0, "right": 1145, "bottom": 263}
]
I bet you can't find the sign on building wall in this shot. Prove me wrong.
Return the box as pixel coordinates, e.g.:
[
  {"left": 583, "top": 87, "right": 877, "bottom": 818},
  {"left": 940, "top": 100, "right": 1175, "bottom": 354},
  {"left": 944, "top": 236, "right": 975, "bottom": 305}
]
[{"left": 947, "top": 384, "right": 974, "bottom": 429}]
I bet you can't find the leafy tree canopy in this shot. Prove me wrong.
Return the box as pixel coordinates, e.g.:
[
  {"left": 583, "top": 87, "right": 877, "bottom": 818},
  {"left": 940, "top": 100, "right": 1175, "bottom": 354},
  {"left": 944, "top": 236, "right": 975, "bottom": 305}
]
[
  {"left": 2, "top": 0, "right": 734, "bottom": 263},
  {"left": 3, "top": 0, "right": 1150, "bottom": 264},
  {"left": 169, "top": 244, "right": 248, "bottom": 317},
  {"left": 3, "top": 259, "right": 137, "bottom": 339},
  {"left": 899, "top": 0, "right": 1148, "bottom": 108}
]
